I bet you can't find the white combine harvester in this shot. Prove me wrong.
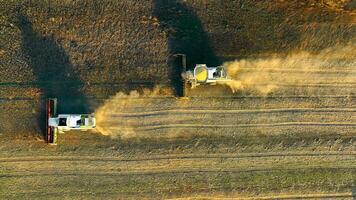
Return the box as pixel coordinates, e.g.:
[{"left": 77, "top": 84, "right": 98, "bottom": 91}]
[
  {"left": 185, "top": 64, "right": 232, "bottom": 89},
  {"left": 176, "top": 54, "right": 233, "bottom": 97},
  {"left": 47, "top": 98, "right": 96, "bottom": 145}
]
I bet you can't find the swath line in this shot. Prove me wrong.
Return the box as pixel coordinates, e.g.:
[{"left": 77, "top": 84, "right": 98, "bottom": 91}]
[
  {"left": 133, "top": 122, "right": 356, "bottom": 131},
  {"left": 109, "top": 108, "right": 356, "bottom": 117},
  {"left": 1, "top": 152, "right": 355, "bottom": 163}
]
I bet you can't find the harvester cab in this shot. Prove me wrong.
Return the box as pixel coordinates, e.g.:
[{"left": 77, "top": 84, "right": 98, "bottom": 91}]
[{"left": 46, "top": 98, "right": 96, "bottom": 145}]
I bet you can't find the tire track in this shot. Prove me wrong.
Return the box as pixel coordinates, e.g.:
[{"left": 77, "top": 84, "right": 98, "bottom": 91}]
[
  {"left": 1, "top": 190, "right": 155, "bottom": 198},
  {"left": 1, "top": 151, "right": 355, "bottom": 163},
  {"left": 3, "top": 191, "right": 354, "bottom": 200},
  {"left": 248, "top": 83, "right": 356, "bottom": 88},
  {"left": 237, "top": 67, "right": 356, "bottom": 73},
  {"left": 109, "top": 107, "right": 356, "bottom": 117},
  {"left": 169, "top": 193, "right": 356, "bottom": 200},
  {"left": 131, "top": 122, "right": 356, "bottom": 131},
  {"left": 1, "top": 167, "right": 355, "bottom": 178}
]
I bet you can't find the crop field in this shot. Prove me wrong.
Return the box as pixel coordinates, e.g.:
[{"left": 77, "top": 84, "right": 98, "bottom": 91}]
[{"left": 0, "top": 0, "right": 356, "bottom": 199}]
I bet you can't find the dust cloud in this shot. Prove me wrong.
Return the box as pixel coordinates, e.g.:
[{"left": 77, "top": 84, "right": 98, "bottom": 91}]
[
  {"left": 94, "top": 86, "right": 174, "bottom": 138},
  {"left": 94, "top": 90, "right": 139, "bottom": 138},
  {"left": 222, "top": 44, "right": 356, "bottom": 94}
]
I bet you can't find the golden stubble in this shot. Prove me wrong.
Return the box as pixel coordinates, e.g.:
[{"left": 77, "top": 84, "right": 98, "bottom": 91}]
[{"left": 222, "top": 44, "right": 356, "bottom": 95}]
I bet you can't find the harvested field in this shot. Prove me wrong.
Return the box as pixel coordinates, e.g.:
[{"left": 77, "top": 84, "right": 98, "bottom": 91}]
[{"left": 0, "top": 0, "right": 356, "bottom": 199}]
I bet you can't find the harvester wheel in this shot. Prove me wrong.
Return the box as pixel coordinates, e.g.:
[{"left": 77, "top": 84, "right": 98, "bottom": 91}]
[
  {"left": 182, "top": 79, "right": 188, "bottom": 97},
  {"left": 180, "top": 54, "right": 187, "bottom": 97}
]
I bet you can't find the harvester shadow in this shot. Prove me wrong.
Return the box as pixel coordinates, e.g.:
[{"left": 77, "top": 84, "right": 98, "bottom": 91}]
[
  {"left": 153, "top": 0, "right": 221, "bottom": 96},
  {"left": 16, "top": 14, "right": 89, "bottom": 139}
]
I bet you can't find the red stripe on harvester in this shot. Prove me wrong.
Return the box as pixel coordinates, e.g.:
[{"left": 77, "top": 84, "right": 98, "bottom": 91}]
[{"left": 47, "top": 100, "right": 51, "bottom": 143}]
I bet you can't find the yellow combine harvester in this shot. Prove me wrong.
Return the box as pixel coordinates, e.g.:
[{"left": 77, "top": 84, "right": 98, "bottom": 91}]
[
  {"left": 176, "top": 54, "right": 233, "bottom": 97},
  {"left": 185, "top": 64, "right": 231, "bottom": 89}
]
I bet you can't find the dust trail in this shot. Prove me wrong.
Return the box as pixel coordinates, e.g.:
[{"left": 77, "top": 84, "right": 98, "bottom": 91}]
[
  {"left": 94, "top": 86, "right": 174, "bottom": 138},
  {"left": 222, "top": 44, "right": 356, "bottom": 94},
  {"left": 94, "top": 91, "right": 139, "bottom": 138}
]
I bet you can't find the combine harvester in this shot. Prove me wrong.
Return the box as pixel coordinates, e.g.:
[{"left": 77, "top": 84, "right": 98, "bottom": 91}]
[
  {"left": 185, "top": 64, "right": 231, "bottom": 89},
  {"left": 177, "top": 54, "right": 233, "bottom": 97},
  {"left": 46, "top": 98, "right": 96, "bottom": 145}
]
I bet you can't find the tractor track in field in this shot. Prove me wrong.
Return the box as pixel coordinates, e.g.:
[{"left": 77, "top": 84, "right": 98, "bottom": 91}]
[
  {"left": 170, "top": 193, "right": 356, "bottom": 200},
  {"left": 3, "top": 191, "right": 355, "bottom": 200},
  {"left": 5, "top": 191, "right": 354, "bottom": 200},
  {"left": 110, "top": 107, "right": 356, "bottom": 117},
  {"left": 235, "top": 67, "right": 356, "bottom": 73},
  {"left": 131, "top": 122, "right": 356, "bottom": 131},
  {"left": 1, "top": 151, "right": 355, "bottom": 163},
  {"left": 1, "top": 167, "right": 355, "bottom": 178},
  {"left": 2, "top": 191, "right": 176, "bottom": 199},
  {"left": 241, "top": 194, "right": 356, "bottom": 200}
]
